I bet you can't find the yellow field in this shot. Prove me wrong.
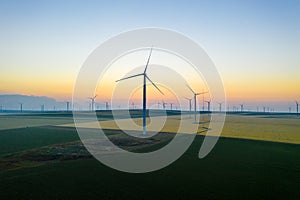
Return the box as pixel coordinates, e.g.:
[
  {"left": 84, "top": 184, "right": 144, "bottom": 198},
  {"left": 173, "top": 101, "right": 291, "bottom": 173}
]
[
  {"left": 221, "top": 115, "right": 300, "bottom": 144},
  {"left": 60, "top": 114, "right": 300, "bottom": 144},
  {"left": 0, "top": 116, "right": 73, "bottom": 130}
]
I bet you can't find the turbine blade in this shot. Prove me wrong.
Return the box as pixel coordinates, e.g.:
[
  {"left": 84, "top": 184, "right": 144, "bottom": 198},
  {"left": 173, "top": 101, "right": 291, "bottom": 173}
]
[
  {"left": 195, "top": 91, "right": 208, "bottom": 95},
  {"left": 146, "top": 75, "right": 164, "bottom": 95},
  {"left": 115, "top": 73, "right": 144, "bottom": 82},
  {"left": 144, "top": 47, "right": 153, "bottom": 73},
  {"left": 186, "top": 84, "right": 195, "bottom": 94}
]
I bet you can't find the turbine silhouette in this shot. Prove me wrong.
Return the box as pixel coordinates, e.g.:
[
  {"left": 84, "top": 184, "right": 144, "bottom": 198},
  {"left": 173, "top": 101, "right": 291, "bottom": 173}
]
[
  {"left": 88, "top": 95, "right": 97, "bottom": 111},
  {"left": 186, "top": 84, "right": 207, "bottom": 123},
  {"left": 116, "top": 48, "right": 164, "bottom": 135}
]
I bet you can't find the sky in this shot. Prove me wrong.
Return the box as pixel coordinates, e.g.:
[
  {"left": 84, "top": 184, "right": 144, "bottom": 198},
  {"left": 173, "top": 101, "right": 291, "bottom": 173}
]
[{"left": 1, "top": 0, "right": 300, "bottom": 111}]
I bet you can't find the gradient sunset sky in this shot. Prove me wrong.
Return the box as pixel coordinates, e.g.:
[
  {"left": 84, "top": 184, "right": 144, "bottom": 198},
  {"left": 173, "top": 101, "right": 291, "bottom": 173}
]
[{"left": 1, "top": 0, "right": 300, "bottom": 110}]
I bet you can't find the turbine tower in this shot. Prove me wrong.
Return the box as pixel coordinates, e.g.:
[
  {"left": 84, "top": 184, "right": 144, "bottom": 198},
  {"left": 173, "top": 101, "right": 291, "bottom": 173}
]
[
  {"left": 88, "top": 95, "right": 97, "bottom": 111},
  {"left": 157, "top": 101, "right": 161, "bottom": 109},
  {"left": 296, "top": 101, "right": 299, "bottom": 116},
  {"left": 19, "top": 103, "right": 23, "bottom": 112},
  {"left": 184, "top": 97, "right": 192, "bottom": 112},
  {"left": 240, "top": 104, "right": 244, "bottom": 112},
  {"left": 170, "top": 103, "right": 174, "bottom": 111},
  {"left": 105, "top": 102, "right": 109, "bottom": 110},
  {"left": 205, "top": 100, "right": 211, "bottom": 112},
  {"left": 162, "top": 100, "right": 168, "bottom": 110},
  {"left": 116, "top": 47, "right": 164, "bottom": 135},
  {"left": 186, "top": 84, "right": 206, "bottom": 124},
  {"left": 217, "top": 102, "right": 223, "bottom": 112},
  {"left": 66, "top": 101, "right": 70, "bottom": 111},
  {"left": 131, "top": 102, "right": 135, "bottom": 109}
]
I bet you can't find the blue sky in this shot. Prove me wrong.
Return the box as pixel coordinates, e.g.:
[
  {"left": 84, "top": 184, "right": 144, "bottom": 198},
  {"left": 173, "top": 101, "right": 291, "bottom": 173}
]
[{"left": 1, "top": 0, "right": 300, "bottom": 111}]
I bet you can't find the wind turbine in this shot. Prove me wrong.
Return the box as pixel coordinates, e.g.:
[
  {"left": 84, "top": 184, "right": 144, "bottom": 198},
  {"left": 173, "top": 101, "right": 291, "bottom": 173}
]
[
  {"left": 217, "top": 102, "right": 223, "bottom": 112},
  {"left": 116, "top": 47, "right": 164, "bottom": 135},
  {"left": 131, "top": 102, "right": 135, "bottom": 109},
  {"left": 105, "top": 101, "right": 109, "bottom": 110},
  {"left": 19, "top": 103, "right": 23, "bottom": 112},
  {"left": 205, "top": 99, "right": 211, "bottom": 112},
  {"left": 170, "top": 102, "right": 174, "bottom": 111},
  {"left": 296, "top": 101, "right": 299, "bottom": 116},
  {"left": 240, "top": 104, "right": 244, "bottom": 112},
  {"left": 66, "top": 101, "right": 70, "bottom": 111},
  {"left": 88, "top": 95, "right": 97, "bottom": 111},
  {"left": 184, "top": 97, "right": 192, "bottom": 118},
  {"left": 162, "top": 100, "right": 168, "bottom": 110},
  {"left": 157, "top": 101, "right": 161, "bottom": 109},
  {"left": 184, "top": 97, "right": 192, "bottom": 112},
  {"left": 186, "top": 84, "right": 207, "bottom": 124}
]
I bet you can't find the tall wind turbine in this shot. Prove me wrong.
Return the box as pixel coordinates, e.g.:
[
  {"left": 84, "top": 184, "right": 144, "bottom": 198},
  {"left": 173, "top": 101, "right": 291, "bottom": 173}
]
[
  {"left": 186, "top": 84, "right": 206, "bottom": 124},
  {"left": 116, "top": 48, "right": 164, "bottom": 135},
  {"left": 88, "top": 95, "right": 97, "bottom": 111}
]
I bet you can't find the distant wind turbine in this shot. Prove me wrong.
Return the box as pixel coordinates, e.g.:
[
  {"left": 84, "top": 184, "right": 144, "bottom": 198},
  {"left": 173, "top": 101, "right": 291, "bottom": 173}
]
[
  {"left": 296, "top": 101, "right": 299, "bottom": 116},
  {"left": 116, "top": 47, "right": 164, "bottom": 135},
  {"left": 88, "top": 95, "right": 97, "bottom": 111},
  {"left": 186, "top": 84, "right": 207, "bottom": 123},
  {"left": 131, "top": 102, "right": 135, "bottom": 109},
  {"left": 105, "top": 101, "right": 109, "bottom": 110},
  {"left": 184, "top": 97, "right": 192, "bottom": 112},
  {"left": 157, "top": 101, "right": 161, "bottom": 109},
  {"left": 162, "top": 100, "right": 168, "bottom": 110},
  {"left": 205, "top": 99, "right": 211, "bottom": 112},
  {"left": 217, "top": 102, "right": 223, "bottom": 112},
  {"left": 66, "top": 101, "right": 70, "bottom": 111},
  {"left": 240, "top": 104, "right": 244, "bottom": 112},
  {"left": 19, "top": 103, "right": 23, "bottom": 112},
  {"left": 170, "top": 103, "right": 174, "bottom": 111}
]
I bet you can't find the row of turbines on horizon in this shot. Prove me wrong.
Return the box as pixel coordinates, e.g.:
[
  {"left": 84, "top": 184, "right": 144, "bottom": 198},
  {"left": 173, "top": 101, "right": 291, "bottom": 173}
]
[{"left": 0, "top": 100, "right": 299, "bottom": 114}]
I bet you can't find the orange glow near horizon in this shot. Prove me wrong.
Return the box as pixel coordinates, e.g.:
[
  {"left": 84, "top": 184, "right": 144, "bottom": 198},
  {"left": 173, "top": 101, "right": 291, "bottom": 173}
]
[{"left": 1, "top": 72, "right": 300, "bottom": 103}]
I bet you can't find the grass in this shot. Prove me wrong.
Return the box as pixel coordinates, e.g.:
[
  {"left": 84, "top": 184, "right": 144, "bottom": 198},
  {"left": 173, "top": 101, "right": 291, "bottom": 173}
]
[
  {"left": 0, "top": 126, "right": 79, "bottom": 157},
  {"left": 0, "top": 135, "right": 300, "bottom": 199}
]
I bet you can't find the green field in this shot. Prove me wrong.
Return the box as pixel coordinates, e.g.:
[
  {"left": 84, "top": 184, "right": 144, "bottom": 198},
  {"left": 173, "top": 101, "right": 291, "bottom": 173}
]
[{"left": 0, "top": 111, "right": 300, "bottom": 199}]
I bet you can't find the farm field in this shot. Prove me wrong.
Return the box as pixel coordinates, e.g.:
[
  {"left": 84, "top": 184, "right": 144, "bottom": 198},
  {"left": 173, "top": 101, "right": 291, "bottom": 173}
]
[
  {"left": 60, "top": 111, "right": 300, "bottom": 144},
  {"left": 0, "top": 111, "right": 300, "bottom": 199}
]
